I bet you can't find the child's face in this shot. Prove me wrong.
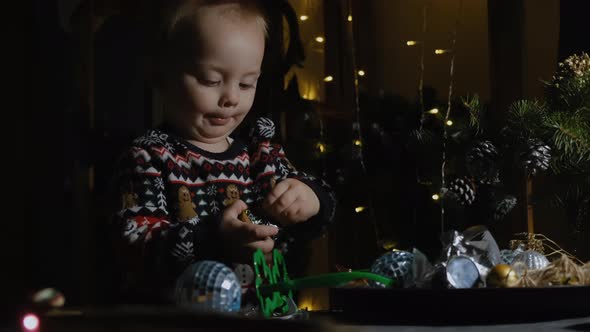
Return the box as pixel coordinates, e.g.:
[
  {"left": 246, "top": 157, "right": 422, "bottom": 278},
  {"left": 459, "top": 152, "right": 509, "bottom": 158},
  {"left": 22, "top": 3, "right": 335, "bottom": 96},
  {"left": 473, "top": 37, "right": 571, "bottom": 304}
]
[{"left": 163, "top": 6, "right": 265, "bottom": 145}]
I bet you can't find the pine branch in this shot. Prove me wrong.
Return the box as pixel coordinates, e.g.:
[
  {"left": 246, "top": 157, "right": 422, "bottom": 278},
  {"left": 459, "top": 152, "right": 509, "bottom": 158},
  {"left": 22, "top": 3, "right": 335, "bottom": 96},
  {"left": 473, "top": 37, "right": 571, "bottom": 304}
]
[
  {"left": 410, "top": 128, "right": 436, "bottom": 145},
  {"left": 551, "top": 175, "right": 590, "bottom": 208},
  {"left": 461, "top": 94, "right": 484, "bottom": 135},
  {"left": 546, "top": 111, "right": 590, "bottom": 165},
  {"left": 545, "top": 79, "right": 586, "bottom": 112},
  {"left": 507, "top": 99, "right": 548, "bottom": 141},
  {"left": 550, "top": 151, "right": 590, "bottom": 175}
]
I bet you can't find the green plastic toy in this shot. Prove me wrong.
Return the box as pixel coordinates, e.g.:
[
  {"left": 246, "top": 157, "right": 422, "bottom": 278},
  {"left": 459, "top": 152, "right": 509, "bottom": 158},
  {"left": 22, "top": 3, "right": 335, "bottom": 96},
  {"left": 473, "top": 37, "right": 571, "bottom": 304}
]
[{"left": 252, "top": 249, "right": 395, "bottom": 318}]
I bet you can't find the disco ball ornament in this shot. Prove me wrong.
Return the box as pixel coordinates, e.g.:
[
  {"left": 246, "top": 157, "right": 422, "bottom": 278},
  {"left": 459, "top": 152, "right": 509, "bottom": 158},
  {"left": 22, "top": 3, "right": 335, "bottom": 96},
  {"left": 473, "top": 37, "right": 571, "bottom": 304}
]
[
  {"left": 174, "top": 261, "right": 242, "bottom": 312},
  {"left": 369, "top": 250, "right": 414, "bottom": 287},
  {"left": 512, "top": 250, "right": 550, "bottom": 270}
]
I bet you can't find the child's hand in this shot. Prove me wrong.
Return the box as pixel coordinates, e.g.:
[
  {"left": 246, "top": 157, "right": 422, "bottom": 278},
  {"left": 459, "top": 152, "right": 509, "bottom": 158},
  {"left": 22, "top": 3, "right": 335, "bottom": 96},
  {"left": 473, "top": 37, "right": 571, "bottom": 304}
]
[
  {"left": 263, "top": 178, "right": 320, "bottom": 226},
  {"left": 219, "top": 200, "right": 278, "bottom": 263}
]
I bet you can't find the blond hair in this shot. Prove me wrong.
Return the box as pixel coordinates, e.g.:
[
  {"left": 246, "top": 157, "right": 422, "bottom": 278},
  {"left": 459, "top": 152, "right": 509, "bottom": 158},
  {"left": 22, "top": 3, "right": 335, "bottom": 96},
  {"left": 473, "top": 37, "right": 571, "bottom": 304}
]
[{"left": 148, "top": 0, "right": 267, "bottom": 69}]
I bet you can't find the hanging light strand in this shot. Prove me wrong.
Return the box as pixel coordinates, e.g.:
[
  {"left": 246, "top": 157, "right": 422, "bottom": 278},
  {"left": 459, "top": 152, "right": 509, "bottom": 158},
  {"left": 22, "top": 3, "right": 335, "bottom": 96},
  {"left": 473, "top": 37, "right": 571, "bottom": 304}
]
[
  {"left": 417, "top": 4, "right": 429, "bottom": 132},
  {"left": 440, "top": 0, "right": 463, "bottom": 233},
  {"left": 346, "top": 0, "right": 381, "bottom": 244},
  {"left": 412, "top": 4, "right": 429, "bottom": 242}
]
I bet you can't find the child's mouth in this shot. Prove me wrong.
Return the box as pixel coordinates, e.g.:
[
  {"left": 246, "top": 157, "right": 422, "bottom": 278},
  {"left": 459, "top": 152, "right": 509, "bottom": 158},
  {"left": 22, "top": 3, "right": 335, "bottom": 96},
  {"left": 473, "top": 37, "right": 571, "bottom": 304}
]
[{"left": 207, "top": 116, "right": 231, "bottom": 126}]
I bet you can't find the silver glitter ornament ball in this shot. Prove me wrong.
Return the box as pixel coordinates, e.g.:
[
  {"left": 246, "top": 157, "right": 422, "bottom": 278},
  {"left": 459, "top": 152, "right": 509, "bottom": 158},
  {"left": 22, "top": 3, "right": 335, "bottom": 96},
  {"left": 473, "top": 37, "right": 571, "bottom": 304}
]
[
  {"left": 501, "top": 245, "right": 525, "bottom": 265},
  {"left": 174, "top": 261, "right": 242, "bottom": 312},
  {"left": 369, "top": 250, "right": 414, "bottom": 287},
  {"left": 512, "top": 250, "right": 550, "bottom": 270}
]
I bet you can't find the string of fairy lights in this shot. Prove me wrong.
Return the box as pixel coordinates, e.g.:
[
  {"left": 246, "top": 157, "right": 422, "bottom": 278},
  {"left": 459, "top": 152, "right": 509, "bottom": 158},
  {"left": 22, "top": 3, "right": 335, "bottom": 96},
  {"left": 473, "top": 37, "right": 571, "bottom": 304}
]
[
  {"left": 344, "top": 0, "right": 383, "bottom": 245},
  {"left": 406, "top": 1, "right": 464, "bottom": 232},
  {"left": 293, "top": 1, "right": 381, "bottom": 245},
  {"left": 291, "top": 3, "right": 374, "bottom": 310},
  {"left": 292, "top": 0, "right": 466, "bottom": 311},
  {"left": 294, "top": 0, "right": 464, "bottom": 236}
]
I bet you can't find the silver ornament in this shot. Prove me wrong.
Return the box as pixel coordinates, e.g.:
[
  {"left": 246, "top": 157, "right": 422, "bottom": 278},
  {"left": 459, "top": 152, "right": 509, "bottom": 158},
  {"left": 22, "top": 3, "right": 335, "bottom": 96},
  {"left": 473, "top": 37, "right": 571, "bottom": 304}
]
[
  {"left": 175, "top": 260, "right": 242, "bottom": 312},
  {"left": 512, "top": 250, "right": 550, "bottom": 270},
  {"left": 369, "top": 250, "right": 414, "bottom": 287},
  {"left": 500, "top": 249, "right": 516, "bottom": 265},
  {"left": 446, "top": 256, "right": 480, "bottom": 288}
]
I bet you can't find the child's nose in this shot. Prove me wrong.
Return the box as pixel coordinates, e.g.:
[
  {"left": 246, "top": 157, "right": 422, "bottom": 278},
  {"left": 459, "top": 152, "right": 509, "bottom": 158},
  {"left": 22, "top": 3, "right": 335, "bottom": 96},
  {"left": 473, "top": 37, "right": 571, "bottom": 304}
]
[{"left": 219, "top": 85, "right": 239, "bottom": 108}]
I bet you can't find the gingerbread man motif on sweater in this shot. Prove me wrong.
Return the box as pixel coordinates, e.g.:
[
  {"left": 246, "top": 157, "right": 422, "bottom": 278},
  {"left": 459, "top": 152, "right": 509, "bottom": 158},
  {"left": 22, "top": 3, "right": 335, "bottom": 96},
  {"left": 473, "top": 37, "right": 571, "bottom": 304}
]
[{"left": 112, "top": 118, "right": 337, "bottom": 292}]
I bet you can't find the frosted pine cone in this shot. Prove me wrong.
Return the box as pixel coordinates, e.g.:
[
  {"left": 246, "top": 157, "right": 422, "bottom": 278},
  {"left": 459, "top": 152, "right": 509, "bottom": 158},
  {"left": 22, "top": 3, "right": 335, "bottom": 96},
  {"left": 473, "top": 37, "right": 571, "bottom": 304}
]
[
  {"left": 466, "top": 140, "right": 500, "bottom": 184},
  {"left": 520, "top": 139, "right": 551, "bottom": 176},
  {"left": 445, "top": 177, "right": 476, "bottom": 206}
]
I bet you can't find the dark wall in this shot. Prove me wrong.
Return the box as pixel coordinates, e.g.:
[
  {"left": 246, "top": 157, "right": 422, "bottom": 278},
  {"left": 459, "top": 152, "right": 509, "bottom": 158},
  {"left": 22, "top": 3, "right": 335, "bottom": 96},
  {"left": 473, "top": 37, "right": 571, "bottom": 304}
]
[
  {"left": 559, "top": 0, "right": 590, "bottom": 59},
  {"left": 28, "top": 0, "right": 78, "bottom": 305},
  {"left": 5, "top": 1, "right": 29, "bottom": 324}
]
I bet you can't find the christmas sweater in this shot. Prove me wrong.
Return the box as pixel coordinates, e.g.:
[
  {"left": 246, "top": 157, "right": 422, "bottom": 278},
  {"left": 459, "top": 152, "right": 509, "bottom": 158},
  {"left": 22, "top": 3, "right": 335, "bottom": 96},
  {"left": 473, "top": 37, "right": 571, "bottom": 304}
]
[{"left": 111, "top": 120, "right": 336, "bottom": 297}]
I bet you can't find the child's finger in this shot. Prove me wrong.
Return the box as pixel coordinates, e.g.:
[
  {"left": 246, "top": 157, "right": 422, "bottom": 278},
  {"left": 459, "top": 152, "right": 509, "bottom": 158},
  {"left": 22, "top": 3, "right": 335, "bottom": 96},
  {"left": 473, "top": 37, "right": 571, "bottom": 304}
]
[
  {"left": 243, "top": 222, "right": 279, "bottom": 240},
  {"left": 247, "top": 237, "right": 275, "bottom": 254},
  {"left": 268, "top": 188, "right": 298, "bottom": 217},
  {"left": 280, "top": 203, "right": 304, "bottom": 224},
  {"left": 264, "top": 180, "right": 291, "bottom": 208},
  {"left": 222, "top": 199, "right": 248, "bottom": 220}
]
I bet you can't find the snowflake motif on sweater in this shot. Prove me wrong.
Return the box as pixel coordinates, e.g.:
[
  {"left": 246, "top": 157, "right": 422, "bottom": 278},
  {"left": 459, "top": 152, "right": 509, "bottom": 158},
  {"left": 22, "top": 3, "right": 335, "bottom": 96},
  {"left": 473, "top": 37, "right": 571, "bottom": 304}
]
[{"left": 112, "top": 127, "right": 337, "bottom": 288}]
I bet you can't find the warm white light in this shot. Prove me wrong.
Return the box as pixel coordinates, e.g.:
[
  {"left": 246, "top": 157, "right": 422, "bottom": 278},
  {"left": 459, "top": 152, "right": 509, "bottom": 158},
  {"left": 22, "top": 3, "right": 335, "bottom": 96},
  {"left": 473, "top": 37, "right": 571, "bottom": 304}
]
[
  {"left": 432, "top": 194, "right": 440, "bottom": 201},
  {"left": 22, "top": 314, "right": 39, "bottom": 331},
  {"left": 353, "top": 139, "right": 362, "bottom": 146},
  {"left": 446, "top": 120, "right": 453, "bottom": 126},
  {"left": 435, "top": 49, "right": 450, "bottom": 55},
  {"left": 315, "top": 36, "right": 325, "bottom": 43},
  {"left": 347, "top": 15, "right": 353, "bottom": 22},
  {"left": 323, "top": 75, "right": 334, "bottom": 82},
  {"left": 299, "top": 15, "right": 309, "bottom": 21},
  {"left": 357, "top": 70, "right": 366, "bottom": 77},
  {"left": 355, "top": 206, "right": 366, "bottom": 213},
  {"left": 428, "top": 108, "right": 439, "bottom": 114},
  {"left": 299, "top": 301, "right": 313, "bottom": 311},
  {"left": 316, "top": 143, "right": 326, "bottom": 153},
  {"left": 406, "top": 40, "right": 418, "bottom": 46}
]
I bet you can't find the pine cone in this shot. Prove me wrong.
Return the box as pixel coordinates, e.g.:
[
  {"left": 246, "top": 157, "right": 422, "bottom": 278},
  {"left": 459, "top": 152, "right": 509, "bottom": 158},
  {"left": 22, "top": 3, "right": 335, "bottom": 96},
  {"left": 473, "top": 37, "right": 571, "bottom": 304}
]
[
  {"left": 466, "top": 140, "right": 500, "bottom": 184},
  {"left": 520, "top": 139, "right": 551, "bottom": 176},
  {"left": 445, "top": 177, "right": 476, "bottom": 206},
  {"left": 493, "top": 195, "right": 517, "bottom": 222}
]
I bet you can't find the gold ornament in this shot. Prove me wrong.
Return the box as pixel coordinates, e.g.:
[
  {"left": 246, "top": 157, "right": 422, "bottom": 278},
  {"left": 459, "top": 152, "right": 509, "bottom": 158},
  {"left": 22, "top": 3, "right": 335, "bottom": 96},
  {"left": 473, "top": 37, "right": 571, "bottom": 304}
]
[
  {"left": 487, "top": 264, "right": 521, "bottom": 288},
  {"left": 510, "top": 233, "right": 544, "bottom": 253}
]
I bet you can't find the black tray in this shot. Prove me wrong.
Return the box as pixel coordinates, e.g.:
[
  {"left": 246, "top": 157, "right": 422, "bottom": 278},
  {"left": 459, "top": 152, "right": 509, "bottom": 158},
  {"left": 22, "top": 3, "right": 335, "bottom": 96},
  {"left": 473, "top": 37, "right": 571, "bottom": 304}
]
[
  {"left": 39, "top": 306, "right": 321, "bottom": 332},
  {"left": 328, "top": 286, "right": 590, "bottom": 325}
]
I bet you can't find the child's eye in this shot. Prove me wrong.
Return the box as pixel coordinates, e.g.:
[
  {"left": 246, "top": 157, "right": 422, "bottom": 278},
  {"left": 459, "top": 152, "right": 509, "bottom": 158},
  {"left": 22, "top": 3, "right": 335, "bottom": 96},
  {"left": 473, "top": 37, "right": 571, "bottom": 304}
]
[
  {"left": 239, "top": 82, "right": 256, "bottom": 90},
  {"left": 198, "top": 78, "right": 220, "bottom": 87}
]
